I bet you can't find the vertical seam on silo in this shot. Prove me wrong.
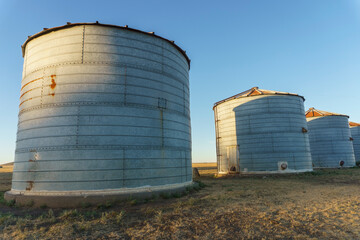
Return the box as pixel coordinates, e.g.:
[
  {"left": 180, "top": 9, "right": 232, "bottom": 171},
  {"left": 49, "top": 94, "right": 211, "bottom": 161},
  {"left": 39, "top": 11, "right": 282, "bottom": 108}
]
[
  {"left": 160, "top": 110, "right": 164, "bottom": 148},
  {"left": 122, "top": 150, "right": 125, "bottom": 187},
  {"left": 41, "top": 69, "right": 45, "bottom": 106},
  {"left": 124, "top": 66, "right": 127, "bottom": 104},
  {"left": 76, "top": 105, "right": 79, "bottom": 146},
  {"left": 183, "top": 84, "right": 185, "bottom": 114},
  {"left": 161, "top": 42, "right": 164, "bottom": 73},
  {"left": 81, "top": 25, "right": 85, "bottom": 64},
  {"left": 181, "top": 151, "right": 184, "bottom": 182},
  {"left": 293, "top": 153, "right": 296, "bottom": 170}
]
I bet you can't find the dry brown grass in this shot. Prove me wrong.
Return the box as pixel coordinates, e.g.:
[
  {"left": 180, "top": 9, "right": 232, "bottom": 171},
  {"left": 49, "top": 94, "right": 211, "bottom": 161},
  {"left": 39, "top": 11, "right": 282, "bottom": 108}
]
[
  {"left": 0, "top": 163, "right": 14, "bottom": 173},
  {"left": 1, "top": 163, "right": 360, "bottom": 239},
  {"left": 192, "top": 162, "right": 217, "bottom": 168}
]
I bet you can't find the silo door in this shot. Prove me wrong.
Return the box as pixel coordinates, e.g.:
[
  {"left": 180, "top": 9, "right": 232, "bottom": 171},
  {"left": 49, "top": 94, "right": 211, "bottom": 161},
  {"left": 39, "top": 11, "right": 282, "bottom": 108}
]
[{"left": 227, "top": 146, "right": 239, "bottom": 173}]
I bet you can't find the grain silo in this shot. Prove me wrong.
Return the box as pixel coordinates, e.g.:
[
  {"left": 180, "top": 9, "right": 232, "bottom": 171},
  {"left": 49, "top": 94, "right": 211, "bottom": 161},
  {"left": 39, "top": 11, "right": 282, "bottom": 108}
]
[
  {"left": 305, "top": 108, "right": 355, "bottom": 168},
  {"left": 349, "top": 121, "right": 360, "bottom": 164},
  {"left": 5, "top": 22, "right": 192, "bottom": 207},
  {"left": 213, "top": 87, "right": 313, "bottom": 174}
]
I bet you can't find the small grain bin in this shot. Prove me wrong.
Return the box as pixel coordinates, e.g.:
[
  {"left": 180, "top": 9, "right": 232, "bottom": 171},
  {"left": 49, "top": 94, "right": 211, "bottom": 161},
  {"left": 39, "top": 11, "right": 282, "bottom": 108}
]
[
  {"left": 5, "top": 23, "right": 192, "bottom": 207},
  {"left": 213, "top": 87, "right": 313, "bottom": 174},
  {"left": 349, "top": 121, "right": 360, "bottom": 164},
  {"left": 305, "top": 108, "right": 355, "bottom": 168}
]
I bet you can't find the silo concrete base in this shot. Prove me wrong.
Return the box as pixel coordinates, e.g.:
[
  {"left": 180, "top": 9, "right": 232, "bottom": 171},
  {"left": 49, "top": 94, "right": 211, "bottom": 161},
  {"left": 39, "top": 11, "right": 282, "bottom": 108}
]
[
  {"left": 218, "top": 169, "right": 313, "bottom": 175},
  {"left": 4, "top": 181, "right": 194, "bottom": 208}
]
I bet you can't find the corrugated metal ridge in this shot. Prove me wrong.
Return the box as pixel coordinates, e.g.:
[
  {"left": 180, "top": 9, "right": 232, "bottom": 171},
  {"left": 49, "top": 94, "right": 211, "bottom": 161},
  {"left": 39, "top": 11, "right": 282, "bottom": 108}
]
[
  {"left": 213, "top": 86, "right": 305, "bottom": 109},
  {"left": 349, "top": 121, "right": 360, "bottom": 127},
  {"left": 305, "top": 107, "right": 349, "bottom": 118},
  {"left": 21, "top": 22, "right": 191, "bottom": 69}
]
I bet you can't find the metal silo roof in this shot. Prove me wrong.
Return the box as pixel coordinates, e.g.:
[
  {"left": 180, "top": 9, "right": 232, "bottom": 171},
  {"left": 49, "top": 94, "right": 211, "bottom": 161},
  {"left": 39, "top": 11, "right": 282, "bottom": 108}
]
[
  {"left": 21, "top": 22, "right": 191, "bottom": 69},
  {"left": 305, "top": 108, "right": 349, "bottom": 118},
  {"left": 213, "top": 87, "right": 305, "bottom": 109},
  {"left": 349, "top": 121, "right": 360, "bottom": 127}
]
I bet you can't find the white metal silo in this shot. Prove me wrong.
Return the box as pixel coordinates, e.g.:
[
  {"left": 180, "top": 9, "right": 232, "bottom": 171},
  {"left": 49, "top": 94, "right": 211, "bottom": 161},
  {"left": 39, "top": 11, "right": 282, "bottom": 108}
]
[
  {"left": 6, "top": 22, "right": 192, "bottom": 207},
  {"left": 305, "top": 108, "right": 355, "bottom": 168},
  {"left": 213, "top": 87, "right": 313, "bottom": 174},
  {"left": 349, "top": 121, "right": 360, "bottom": 164}
]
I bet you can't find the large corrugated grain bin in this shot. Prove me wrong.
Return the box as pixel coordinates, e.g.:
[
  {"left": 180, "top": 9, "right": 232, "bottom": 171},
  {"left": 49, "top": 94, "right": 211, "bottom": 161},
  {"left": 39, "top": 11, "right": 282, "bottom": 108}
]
[
  {"left": 349, "top": 121, "right": 360, "bottom": 164},
  {"left": 213, "top": 87, "right": 313, "bottom": 174},
  {"left": 305, "top": 108, "right": 355, "bottom": 168},
  {"left": 5, "top": 23, "right": 192, "bottom": 207}
]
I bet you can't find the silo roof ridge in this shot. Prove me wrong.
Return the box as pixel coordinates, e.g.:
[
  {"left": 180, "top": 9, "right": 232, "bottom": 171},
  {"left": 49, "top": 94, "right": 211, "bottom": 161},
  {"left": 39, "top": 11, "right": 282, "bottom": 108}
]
[
  {"left": 21, "top": 22, "right": 191, "bottom": 69},
  {"left": 305, "top": 108, "right": 349, "bottom": 118},
  {"left": 213, "top": 87, "right": 304, "bottom": 108},
  {"left": 349, "top": 121, "right": 360, "bottom": 127}
]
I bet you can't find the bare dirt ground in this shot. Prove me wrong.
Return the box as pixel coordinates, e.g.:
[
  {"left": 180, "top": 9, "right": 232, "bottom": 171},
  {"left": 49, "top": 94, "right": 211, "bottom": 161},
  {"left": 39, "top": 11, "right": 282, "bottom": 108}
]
[{"left": 1, "top": 163, "right": 360, "bottom": 239}]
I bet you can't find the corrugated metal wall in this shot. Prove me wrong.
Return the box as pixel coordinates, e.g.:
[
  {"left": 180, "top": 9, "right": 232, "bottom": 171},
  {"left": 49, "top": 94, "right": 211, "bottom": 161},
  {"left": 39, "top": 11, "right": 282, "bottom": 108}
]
[
  {"left": 11, "top": 24, "right": 192, "bottom": 192},
  {"left": 350, "top": 126, "right": 360, "bottom": 164},
  {"left": 307, "top": 116, "right": 355, "bottom": 168},
  {"left": 214, "top": 95, "right": 312, "bottom": 174}
]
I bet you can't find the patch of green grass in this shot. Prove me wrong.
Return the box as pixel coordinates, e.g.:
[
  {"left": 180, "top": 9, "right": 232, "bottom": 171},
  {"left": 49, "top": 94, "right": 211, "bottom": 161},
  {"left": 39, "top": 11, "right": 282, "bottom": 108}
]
[
  {"left": 60, "top": 209, "right": 79, "bottom": 220},
  {"left": 6, "top": 199, "right": 15, "bottom": 207},
  {"left": 0, "top": 192, "right": 5, "bottom": 205},
  {"left": 83, "top": 210, "right": 99, "bottom": 220},
  {"left": 0, "top": 213, "right": 16, "bottom": 227},
  {"left": 80, "top": 202, "right": 92, "bottom": 208},
  {"left": 171, "top": 192, "right": 182, "bottom": 198},
  {"left": 97, "top": 201, "right": 113, "bottom": 209},
  {"left": 160, "top": 193, "right": 171, "bottom": 199}
]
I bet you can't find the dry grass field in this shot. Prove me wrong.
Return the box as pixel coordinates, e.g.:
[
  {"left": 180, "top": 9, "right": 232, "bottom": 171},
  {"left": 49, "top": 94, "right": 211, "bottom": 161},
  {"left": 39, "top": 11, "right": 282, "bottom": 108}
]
[{"left": 1, "top": 162, "right": 360, "bottom": 239}]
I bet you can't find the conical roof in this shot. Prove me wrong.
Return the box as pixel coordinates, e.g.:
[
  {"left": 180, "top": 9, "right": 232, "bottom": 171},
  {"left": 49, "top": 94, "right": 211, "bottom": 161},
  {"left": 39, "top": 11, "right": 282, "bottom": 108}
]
[
  {"left": 305, "top": 108, "right": 349, "bottom": 118},
  {"left": 213, "top": 87, "right": 304, "bottom": 108},
  {"left": 349, "top": 121, "right": 360, "bottom": 127}
]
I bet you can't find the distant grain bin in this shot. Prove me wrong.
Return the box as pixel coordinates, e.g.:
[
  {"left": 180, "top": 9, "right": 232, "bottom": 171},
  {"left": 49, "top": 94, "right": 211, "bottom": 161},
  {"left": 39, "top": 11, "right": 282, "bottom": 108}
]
[
  {"left": 213, "top": 87, "right": 313, "bottom": 174},
  {"left": 305, "top": 108, "right": 355, "bottom": 168},
  {"left": 349, "top": 121, "right": 360, "bottom": 164},
  {"left": 5, "top": 22, "right": 192, "bottom": 207}
]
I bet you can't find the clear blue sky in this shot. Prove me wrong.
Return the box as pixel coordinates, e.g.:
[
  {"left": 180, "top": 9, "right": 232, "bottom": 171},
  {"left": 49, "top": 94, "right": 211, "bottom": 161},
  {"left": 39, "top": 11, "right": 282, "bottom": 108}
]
[{"left": 1, "top": 0, "right": 360, "bottom": 164}]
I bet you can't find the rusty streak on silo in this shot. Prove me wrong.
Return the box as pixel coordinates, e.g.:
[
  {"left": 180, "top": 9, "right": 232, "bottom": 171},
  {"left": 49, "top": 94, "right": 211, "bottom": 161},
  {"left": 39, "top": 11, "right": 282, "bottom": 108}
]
[
  {"left": 5, "top": 22, "right": 192, "bottom": 207},
  {"left": 305, "top": 108, "right": 355, "bottom": 168},
  {"left": 213, "top": 87, "right": 313, "bottom": 174}
]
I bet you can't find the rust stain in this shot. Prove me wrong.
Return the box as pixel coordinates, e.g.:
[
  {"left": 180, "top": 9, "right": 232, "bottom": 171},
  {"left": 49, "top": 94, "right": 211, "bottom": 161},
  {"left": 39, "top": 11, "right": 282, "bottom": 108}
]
[
  {"left": 21, "top": 77, "right": 43, "bottom": 91},
  {"left": 29, "top": 159, "right": 35, "bottom": 162},
  {"left": 50, "top": 93, "right": 55, "bottom": 96},
  {"left": 26, "top": 181, "right": 34, "bottom": 191},
  {"left": 19, "top": 97, "right": 33, "bottom": 107},
  {"left": 50, "top": 75, "right": 56, "bottom": 89},
  {"left": 20, "top": 88, "right": 35, "bottom": 99}
]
